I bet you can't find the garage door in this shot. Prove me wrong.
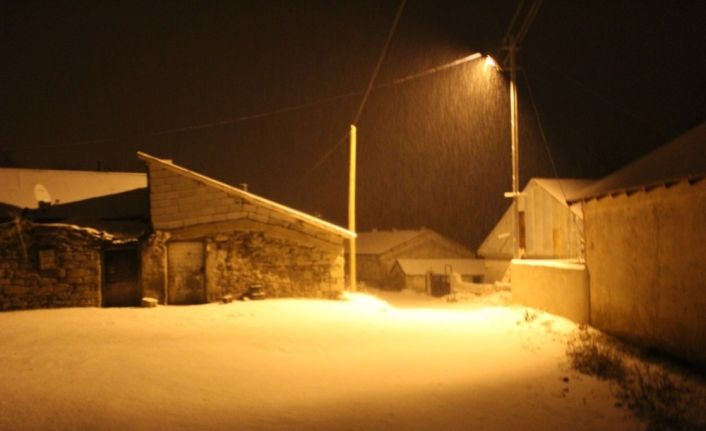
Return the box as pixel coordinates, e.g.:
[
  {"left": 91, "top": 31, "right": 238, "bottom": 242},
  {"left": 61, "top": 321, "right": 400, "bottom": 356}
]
[{"left": 167, "top": 241, "right": 205, "bottom": 305}]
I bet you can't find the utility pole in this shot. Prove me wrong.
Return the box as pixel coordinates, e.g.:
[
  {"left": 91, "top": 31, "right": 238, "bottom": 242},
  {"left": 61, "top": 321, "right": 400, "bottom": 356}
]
[
  {"left": 502, "top": 0, "right": 542, "bottom": 259},
  {"left": 348, "top": 124, "right": 357, "bottom": 292},
  {"left": 509, "top": 40, "right": 521, "bottom": 259}
]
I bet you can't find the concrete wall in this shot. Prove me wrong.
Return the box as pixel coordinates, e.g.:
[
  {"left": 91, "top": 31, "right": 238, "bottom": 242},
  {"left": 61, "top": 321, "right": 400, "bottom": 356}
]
[
  {"left": 0, "top": 222, "right": 104, "bottom": 310},
  {"left": 483, "top": 259, "right": 510, "bottom": 283},
  {"left": 511, "top": 259, "right": 589, "bottom": 323},
  {"left": 584, "top": 180, "right": 706, "bottom": 366}
]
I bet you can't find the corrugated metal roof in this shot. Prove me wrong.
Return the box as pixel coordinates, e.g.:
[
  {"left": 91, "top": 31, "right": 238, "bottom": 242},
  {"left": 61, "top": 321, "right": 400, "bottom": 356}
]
[
  {"left": 355, "top": 230, "right": 424, "bottom": 254},
  {"left": 394, "top": 258, "right": 485, "bottom": 276},
  {"left": 572, "top": 122, "right": 706, "bottom": 201},
  {"left": 137, "top": 151, "right": 355, "bottom": 239},
  {"left": 0, "top": 168, "right": 146, "bottom": 209}
]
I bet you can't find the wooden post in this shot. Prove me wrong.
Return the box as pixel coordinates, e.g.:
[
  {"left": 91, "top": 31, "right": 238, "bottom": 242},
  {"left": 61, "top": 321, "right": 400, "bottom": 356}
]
[{"left": 348, "top": 124, "right": 357, "bottom": 292}]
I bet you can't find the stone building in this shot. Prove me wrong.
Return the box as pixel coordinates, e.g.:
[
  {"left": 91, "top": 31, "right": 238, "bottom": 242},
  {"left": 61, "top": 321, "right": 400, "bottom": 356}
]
[
  {"left": 0, "top": 188, "right": 149, "bottom": 310},
  {"left": 138, "top": 152, "right": 354, "bottom": 304},
  {"left": 352, "top": 229, "right": 474, "bottom": 288},
  {"left": 1, "top": 154, "right": 354, "bottom": 310}
]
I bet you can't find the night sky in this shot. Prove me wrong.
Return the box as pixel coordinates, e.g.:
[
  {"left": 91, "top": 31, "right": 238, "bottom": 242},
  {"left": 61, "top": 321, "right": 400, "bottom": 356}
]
[{"left": 1, "top": 1, "right": 704, "bottom": 250}]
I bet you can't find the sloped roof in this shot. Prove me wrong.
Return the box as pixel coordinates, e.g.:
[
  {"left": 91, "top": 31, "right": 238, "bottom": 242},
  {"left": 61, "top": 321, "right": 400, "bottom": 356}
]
[
  {"left": 26, "top": 188, "right": 150, "bottom": 239},
  {"left": 0, "top": 168, "right": 147, "bottom": 209},
  {"left": 478, "top": 177, "right": 589, "bottom": 259},
  {"left": 531, "top": 178, "right": 595, "bottom": 204},
  {"left": 137, "top": 151, "right": 354, "bottom": 239},
  {"left": 355, "top": 230, "right": 425, "bottom": 254},
  {"left": 395, "top": 258, "right": 485, "bottom": 276},
  {"left": 572, "top": 122, "right": 706, "bottom": 201}
]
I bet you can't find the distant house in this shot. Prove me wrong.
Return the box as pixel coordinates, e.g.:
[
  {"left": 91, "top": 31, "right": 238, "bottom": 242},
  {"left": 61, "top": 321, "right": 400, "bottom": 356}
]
[
  {"left": 388, "top": 258, "right": 485, "bottom": 294},
  {"left": 0, "top": 154, "right": 354, "bottom": 310},
  {"left": 569, "top": 122, "right": 706, "bottom": 366},
  {"left": 138, "top": 152, "right": 354, "bottom": 304},
  {"left": 352, "top": 229, "right": 474, "bottom": 288}
]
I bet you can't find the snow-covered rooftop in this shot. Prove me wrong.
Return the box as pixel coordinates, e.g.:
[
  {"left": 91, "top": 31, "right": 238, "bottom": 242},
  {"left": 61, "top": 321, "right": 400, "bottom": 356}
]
[
  {"left": 531, "top": 178, "right": 595, "bottom": 204},
  {"left": 0, "top": 168, "right": 146, "bottom": 209},
  {"left": 355, "top": 230, "right": 426, "bottom": 254},
  {"left": 572, "top": 121, "right": 706, "bottom": 201},
  {"left": 395, "top": 258, "right": 485, "bottom": 276}
]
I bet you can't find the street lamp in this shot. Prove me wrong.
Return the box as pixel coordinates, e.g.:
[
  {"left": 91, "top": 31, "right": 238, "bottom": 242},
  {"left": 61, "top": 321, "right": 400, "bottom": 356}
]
[{"left": 499, "top": 0, "right": 542, "bottom": 259}]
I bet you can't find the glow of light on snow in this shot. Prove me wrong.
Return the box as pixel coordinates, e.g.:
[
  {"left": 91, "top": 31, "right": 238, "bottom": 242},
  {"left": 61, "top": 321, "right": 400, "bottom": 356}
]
[{"left": 0, "top": 292, "right": 641, "bottom": 431}]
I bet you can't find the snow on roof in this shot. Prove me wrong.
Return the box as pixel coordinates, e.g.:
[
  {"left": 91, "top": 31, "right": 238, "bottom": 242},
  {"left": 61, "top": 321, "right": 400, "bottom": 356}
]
[
  {"left": 26, "top": 188, "right": 150, "bottom": 239},
  {"left": 395, "top": 258, "right": 485, "bottom": 276},
  {"left": 355, "top": 230, "right": 426, "bottom": 254},
  {"left": 530, "top": 178, "right": 595, "bottom": 204},
  {"left": 572, "top": 121, "right": 706, "bottom": 201},
  {"left": 137, "top": 151, "right": 354, "bottom": 239},
  {"left": 0, "top": 168, "right": 147, "bottom": 209},
  {"left": 0, "top": 220, "right": 139, "bottom": 244}
]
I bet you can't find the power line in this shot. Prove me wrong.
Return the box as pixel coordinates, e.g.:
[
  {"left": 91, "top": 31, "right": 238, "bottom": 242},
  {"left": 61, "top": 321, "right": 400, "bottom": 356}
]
[
  {"left": 24, "top": 50, "right": 481, "bottom": 151},
  {"left": 294, "top": 52, "right": 484, "bottom": 184},
  {"left": 352, "top": 0, "right": 407, "bottom": 125}
]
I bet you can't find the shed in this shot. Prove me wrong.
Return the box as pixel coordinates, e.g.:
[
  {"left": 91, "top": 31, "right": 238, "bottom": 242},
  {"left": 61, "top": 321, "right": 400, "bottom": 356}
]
[
  {"left": 478, "top": 178, "right": 592, "bottom": 283},
  {"left": 570, "top": 121, "right": 706, "bottom": 366},
  {"left": 138, "top": 152, "right": 354, "bottom": 304},
  {"left": 388, "top": 258, "right": 485, "bottom": 293},
  {"left": 352, "top": 228, "right": 474, "bottom": 288}
]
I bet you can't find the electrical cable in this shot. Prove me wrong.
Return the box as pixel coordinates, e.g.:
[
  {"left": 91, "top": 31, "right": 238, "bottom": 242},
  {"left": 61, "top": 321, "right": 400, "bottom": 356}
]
[
  {"left": 352, "top": 0, "right": 407, "bottom": 126},
  {"left": 26, "top": 50, "right": 485, "bottom": 152}
]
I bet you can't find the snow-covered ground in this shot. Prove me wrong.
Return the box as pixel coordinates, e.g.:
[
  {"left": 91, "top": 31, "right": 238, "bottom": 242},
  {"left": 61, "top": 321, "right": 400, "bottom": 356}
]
[{"left": 0, "top": 290, "right": 642, "bottom": 430}]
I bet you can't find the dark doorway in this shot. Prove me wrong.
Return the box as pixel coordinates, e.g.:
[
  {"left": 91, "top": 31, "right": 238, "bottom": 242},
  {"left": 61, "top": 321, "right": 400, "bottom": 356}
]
[
  {"left": 428, "top": 273, "right": 450, "bottom": 297},
  {"left": 103, "top": 248, "right": 140, "bottom": 307}
]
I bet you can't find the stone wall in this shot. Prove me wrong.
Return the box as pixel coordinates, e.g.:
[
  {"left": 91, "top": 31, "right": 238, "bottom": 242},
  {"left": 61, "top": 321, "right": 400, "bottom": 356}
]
[
  {"left": 0, "top": 222, "right": 104, "bottom": 310},
  {"left": 584, "top": 179, "right": 706, "bottom": 366},
  {"left": 142, "top": 218, "right": 346, "bottom": 303},
  {"left": 205, "top": 230, "right": 343, "bottom": 299},
  {"left": 140, "top": 230, "right": 168, "bottom": 302}
]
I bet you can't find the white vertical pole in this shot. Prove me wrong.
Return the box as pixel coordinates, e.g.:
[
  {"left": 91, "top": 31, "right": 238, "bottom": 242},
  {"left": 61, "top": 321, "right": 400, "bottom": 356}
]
[
  {"left": 348, "top": 124, "right": 357, "bottom": 292},
  {"left": 509, "top": 41, "right": 520, "bottom": 259}
]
